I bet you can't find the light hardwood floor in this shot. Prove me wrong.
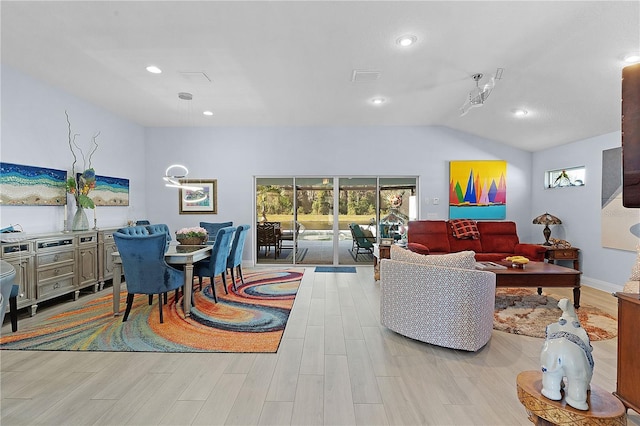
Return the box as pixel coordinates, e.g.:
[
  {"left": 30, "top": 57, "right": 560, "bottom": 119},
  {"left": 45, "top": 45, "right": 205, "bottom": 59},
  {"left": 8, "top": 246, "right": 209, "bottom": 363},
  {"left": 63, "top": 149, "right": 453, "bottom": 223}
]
[{"left": 1, "top": 267, "right": 638, "bottom": 425}]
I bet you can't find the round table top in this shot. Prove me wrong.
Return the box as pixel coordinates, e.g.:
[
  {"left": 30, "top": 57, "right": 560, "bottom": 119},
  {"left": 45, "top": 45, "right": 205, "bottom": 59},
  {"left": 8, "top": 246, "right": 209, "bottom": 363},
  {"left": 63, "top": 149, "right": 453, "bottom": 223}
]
[{"left": 516, "top": 370, "right": 626, "bottom": 425}]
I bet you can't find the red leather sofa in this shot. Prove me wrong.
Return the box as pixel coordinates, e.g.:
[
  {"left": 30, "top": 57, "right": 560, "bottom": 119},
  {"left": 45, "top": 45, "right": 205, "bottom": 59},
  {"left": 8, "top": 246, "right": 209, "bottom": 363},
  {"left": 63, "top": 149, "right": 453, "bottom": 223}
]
[{"left": 407, "top": 220, "right": 546, "bottom": 262}]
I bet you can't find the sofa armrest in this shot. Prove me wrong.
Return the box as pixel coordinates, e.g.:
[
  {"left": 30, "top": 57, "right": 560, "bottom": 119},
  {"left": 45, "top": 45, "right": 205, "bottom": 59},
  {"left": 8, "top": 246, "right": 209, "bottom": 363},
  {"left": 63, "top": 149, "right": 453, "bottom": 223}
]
[
  {"left": 380, "top": 259, "right": 496, "bottom": 351},
  {"left": 515, "top": 243, "right": 547, "bottom": 261},
  {"left": 407, "top": 242, "right": 429, "bottom": 255}
]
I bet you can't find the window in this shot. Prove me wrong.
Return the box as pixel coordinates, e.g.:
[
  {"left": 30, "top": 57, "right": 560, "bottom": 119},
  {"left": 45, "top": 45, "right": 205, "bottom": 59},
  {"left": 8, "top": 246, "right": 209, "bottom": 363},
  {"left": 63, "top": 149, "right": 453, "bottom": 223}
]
[{"left": 545, "top": 166, "right": 585, "bottom": 188}]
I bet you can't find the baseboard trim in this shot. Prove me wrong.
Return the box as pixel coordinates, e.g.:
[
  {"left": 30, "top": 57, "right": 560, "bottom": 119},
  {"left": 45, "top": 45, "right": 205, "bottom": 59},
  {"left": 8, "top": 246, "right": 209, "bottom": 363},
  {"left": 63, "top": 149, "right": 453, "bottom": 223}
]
[{"left": 581, "top": 275, "right": 624, "bottom": 294}]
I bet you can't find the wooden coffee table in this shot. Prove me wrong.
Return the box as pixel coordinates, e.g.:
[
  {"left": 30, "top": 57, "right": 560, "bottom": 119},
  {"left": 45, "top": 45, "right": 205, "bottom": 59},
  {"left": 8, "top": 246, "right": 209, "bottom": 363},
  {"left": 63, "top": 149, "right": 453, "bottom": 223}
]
[{"left": 487, "top": 261, "right": 582, "bottom": 308}]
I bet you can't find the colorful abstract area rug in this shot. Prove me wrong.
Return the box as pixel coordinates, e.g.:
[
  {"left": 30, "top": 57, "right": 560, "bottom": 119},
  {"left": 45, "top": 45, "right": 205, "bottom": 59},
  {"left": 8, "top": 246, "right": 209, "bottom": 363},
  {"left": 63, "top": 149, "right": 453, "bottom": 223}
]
[
  {"left": 0, "top": 269, "right": 304, "bottom": 353},
  {"left": 493, "top": 288, "right": 617, "bottom": 341}
]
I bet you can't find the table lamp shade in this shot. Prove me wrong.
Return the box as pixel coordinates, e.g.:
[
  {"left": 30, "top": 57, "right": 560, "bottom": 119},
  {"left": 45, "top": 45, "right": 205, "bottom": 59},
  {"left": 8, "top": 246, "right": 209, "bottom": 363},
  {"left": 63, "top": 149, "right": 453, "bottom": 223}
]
[{"left": 532, "top": 213, "right": 562, "bottom": 246}]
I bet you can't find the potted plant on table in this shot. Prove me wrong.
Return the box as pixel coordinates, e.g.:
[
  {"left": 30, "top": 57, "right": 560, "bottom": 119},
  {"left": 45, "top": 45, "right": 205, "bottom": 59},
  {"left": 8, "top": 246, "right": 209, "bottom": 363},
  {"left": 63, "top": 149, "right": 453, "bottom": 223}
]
[{"left": 175, "top": 227, "right": 208, "bottom": 245}]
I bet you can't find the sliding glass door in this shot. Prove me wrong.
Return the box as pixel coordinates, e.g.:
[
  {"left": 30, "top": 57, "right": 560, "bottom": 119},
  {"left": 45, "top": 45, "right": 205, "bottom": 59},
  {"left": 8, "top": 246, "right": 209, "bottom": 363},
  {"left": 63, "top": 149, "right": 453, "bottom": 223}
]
[
  {"left": 295, "top": 178, "right": 334, "bottom": 265},
  {"left": 338, "top": 177, "right": 378, "bottom": 265},
  {"left": 255, "top": 176, "right": 417, "bottom": 266}
]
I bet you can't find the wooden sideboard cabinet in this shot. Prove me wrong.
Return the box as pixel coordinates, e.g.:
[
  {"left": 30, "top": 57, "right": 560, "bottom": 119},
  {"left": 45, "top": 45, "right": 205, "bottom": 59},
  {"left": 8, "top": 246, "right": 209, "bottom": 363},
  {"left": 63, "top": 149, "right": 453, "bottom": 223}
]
[
  {"left": 614, "top": 292, "right": 640, "bottom": 414},
  {"left": 34, "top": 234, "right": 77, "bottom": 315},
  {"left": 1, "top": 230, "right": 101, "bottom": 316},
  {"left": 76, "top": 231, "right": 98, "bottom": 292},
  {"left": 97, "top": 227, "right": 120, "bottom": 290},
  {"left": 0, "top": 240, "right": 35, "bottom": 311}
]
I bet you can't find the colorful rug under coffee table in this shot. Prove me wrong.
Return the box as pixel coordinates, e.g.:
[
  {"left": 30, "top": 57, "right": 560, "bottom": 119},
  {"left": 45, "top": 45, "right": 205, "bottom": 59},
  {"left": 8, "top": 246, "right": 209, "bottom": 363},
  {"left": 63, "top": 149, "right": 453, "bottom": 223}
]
[
  {"left": 493, "top": 288, "right": 617, "bottom": 341},
  {"left": 0, "top": 269, "right": 304, "bottom": 353}
]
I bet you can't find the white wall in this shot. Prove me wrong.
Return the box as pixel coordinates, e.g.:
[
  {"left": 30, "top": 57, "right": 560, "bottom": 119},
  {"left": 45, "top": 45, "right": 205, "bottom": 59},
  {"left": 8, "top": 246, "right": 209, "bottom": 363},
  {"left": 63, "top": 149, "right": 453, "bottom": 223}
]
[
  {"left": 7, "top": 64, "right": 633, "bottom": 291},
  {"left": 532, "top": 132, "right": 638, "bottom": 292},
  {"left": 144, "top": 125, "right": 534, "bottom": 257},
  {"left": 1, "top": 65, "right": 147, "bottom": 233}
]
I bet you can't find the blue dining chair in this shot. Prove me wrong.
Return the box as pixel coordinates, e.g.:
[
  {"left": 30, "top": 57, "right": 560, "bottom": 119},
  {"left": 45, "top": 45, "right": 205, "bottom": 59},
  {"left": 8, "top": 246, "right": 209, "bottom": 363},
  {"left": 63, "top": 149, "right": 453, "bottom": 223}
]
[
  {"left": 146, "top": 223, "right": 172, "bottom": 252},
  {"left": 1, "top": 260, "right": 19, "bottom": 332},
  {"left": 113, "top": 232, "right": 184, "bottom": 323},
  {"left": 200, "top": 221, "right": 233, "bottom": 245},
  {"left": 116, "top": 225, "right": 149, "bottom": 236},
  {"left": 193, "top": 226, "right": 236, "bottom": 303},
  {"left": 226, "top": 224, "right": 250, "bottom": 291}
]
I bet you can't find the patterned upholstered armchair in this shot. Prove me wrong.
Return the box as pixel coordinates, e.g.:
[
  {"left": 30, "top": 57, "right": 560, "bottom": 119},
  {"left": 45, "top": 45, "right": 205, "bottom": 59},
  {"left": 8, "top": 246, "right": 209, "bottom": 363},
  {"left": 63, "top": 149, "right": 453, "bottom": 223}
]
[{"left": 380, "top": 245, "right": 496, "bottom": 351}]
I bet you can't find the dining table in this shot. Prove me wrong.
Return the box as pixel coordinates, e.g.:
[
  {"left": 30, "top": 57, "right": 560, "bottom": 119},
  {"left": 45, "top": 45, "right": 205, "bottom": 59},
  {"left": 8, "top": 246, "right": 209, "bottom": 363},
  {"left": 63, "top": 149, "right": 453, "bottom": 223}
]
[{"left": 111, "top": 244, "right": 212, "bottom": 317}]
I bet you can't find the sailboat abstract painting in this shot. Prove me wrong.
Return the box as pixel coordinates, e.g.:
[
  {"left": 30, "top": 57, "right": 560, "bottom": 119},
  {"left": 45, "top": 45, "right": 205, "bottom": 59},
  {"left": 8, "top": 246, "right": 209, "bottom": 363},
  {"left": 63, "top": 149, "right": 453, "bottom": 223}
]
[{"left": 449, "top": 160, "right": 507, "bottom": 219}]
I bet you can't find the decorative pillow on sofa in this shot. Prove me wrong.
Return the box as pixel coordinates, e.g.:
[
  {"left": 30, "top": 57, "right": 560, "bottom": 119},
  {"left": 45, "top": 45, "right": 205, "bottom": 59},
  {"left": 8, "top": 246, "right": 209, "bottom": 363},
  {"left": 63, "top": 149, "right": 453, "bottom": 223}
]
[
  {"left": 407, "top": 242, "right": 429, "bottom": 255},
  {"left": 390, "top": 244, "right": 476, "bottom": 270},
  {"left": 450, "top": 219, "right": 480, "bottom": 239}
]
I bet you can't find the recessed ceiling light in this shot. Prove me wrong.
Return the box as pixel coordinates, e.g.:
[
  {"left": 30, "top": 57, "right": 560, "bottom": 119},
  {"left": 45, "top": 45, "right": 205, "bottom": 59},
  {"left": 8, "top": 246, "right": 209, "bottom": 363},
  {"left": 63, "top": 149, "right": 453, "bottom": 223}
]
[
  {"left": 623, "top": 53, "right": 640, "bottom": 64},
  {"left": 146, "top": 65, "right": 162, "bottom": 74},
  {"left": 513, "top": 109, "right": 528, "bottom": 117},
  {"left": 396, "top": 35, "right": 417, "bottom": 47},
  {"left": 203, "top": 111, "right": 213, "bottom": 116},
  {"left": 371, "top": 97, "right": 386, "bottom": 105}
]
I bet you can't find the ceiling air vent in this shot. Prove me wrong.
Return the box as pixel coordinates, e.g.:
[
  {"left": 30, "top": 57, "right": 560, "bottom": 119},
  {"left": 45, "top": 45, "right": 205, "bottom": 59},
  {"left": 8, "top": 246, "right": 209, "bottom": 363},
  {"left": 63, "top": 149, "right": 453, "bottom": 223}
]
[
  {"left": 351, "top": 69, "right": 381, "bottom": 83},
  {"left": 179, "top": 72, "right": 212, "bottom": 84}
]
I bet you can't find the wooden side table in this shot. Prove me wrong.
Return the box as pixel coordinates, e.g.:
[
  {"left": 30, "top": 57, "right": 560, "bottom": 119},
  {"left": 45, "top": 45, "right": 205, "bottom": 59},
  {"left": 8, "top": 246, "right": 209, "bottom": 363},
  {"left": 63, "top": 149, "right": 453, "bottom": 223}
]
[
  {"left": 516, "top": 370, "right": 626, "bottom": 426},
  {"left": 545, "top": 247, "right": 580, "bottom": 271},
  {"left": 373, "top": 244, "right": 390, "bottom": 281}
]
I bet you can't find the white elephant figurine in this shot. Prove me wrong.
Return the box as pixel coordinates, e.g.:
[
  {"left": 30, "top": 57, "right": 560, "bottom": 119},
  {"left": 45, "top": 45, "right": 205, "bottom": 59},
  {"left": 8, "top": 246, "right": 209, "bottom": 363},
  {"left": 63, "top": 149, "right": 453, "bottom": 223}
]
[{"left": 540, "top": 298, "right": 594, "bottom": 410}]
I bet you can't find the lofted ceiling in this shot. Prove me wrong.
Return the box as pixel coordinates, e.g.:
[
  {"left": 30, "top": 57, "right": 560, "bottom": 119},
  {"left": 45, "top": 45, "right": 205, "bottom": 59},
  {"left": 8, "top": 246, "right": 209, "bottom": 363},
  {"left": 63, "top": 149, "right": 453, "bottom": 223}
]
[{"left": 1, "top": 1, "right": 638, "bottom": 152}]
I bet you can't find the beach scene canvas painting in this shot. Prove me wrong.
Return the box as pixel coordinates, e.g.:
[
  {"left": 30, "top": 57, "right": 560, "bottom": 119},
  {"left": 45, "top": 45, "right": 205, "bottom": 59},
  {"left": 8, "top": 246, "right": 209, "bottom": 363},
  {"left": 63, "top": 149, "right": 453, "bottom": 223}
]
[
  {"left": 92, "top": 175, "right": 129, "bottom": 206},
  {"left": 0, "top": 162, "right": 66, "bottom": 206}
]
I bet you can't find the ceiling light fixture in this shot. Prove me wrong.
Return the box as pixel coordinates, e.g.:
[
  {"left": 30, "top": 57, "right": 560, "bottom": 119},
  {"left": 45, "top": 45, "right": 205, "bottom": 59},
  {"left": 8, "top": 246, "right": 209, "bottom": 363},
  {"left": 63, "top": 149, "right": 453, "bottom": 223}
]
[
  {"left": 513, "top": 109, "right": 528, "bottom": 117},
  {"left": 163, "top": 164, "right": 203, "bottom": 192},
  {"left": 372, "top": 97, "right": 386, "bottom": 105},
  {"left": 203, "top": 110, "right": 213, "bottom": 116},
  {"left": 460, "top": 68, "right": 504, "bottom": 116},
  {"left": 178, "top": 92, "right": 193, "bottom": 101},
  {"left": 146, "top": 65, "right": 162, "bottom": 74},
  {"left": 623, "top": 53, "right": 640, "bottom": 64},
  {"left": 396, "top": 35, "right": 417, "bottom": 47}
]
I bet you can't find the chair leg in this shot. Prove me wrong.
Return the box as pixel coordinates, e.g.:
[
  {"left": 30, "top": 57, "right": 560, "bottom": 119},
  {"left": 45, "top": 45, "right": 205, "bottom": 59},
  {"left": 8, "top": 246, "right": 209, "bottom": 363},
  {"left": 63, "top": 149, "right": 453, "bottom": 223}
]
[
  {"left": 221, "top": 272, "right": 229, "bottom": 294},
  {"left": 210, "top": 276, "right": 218, "bottom": 303},
  {"left": 163, "top": 292, "right": 168, "bottom": 305},
  {"left": 123, "top": 293, "right": 135, "bottom": 322},
  {"left": 237, "top": 265, "right": 245, "bottom": 286},
  {"left": 9, "top": 295, "right": 18, "bottom": 332},
  {"left": 229, "top": 268, "right": 237, "bottom": 292},
  {"left": 158, "top": 294, "right": 164, "bottom": 324},
  {"left": 148, "top": 294, "right": 153, "bottom": 305}
]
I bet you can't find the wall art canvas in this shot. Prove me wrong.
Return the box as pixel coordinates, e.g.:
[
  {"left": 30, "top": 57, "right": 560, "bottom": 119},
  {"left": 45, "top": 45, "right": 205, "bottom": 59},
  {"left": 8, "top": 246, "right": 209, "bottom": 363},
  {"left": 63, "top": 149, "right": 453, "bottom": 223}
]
[
  {"left": 0, "top": 162, "right": 66, "bottom": 206},
  {"left": 449, "top": 160, "right": 507, "bottom": 220},
  {"left": 93, "top": 175, "right": 129, "bottom": 206},
  {"left": 601, "top": 147, "right": 640, "bottom": 251},
  {"left": 179, "top": 179, "right": 217, "bottom": 214}
]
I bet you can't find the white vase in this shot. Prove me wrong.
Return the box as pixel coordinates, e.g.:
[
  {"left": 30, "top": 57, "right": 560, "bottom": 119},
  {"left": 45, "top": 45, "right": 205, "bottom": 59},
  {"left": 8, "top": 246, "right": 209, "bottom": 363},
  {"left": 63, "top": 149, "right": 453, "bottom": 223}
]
[{"left": 71, "top": 207, "right": 89, "bottom": 231}]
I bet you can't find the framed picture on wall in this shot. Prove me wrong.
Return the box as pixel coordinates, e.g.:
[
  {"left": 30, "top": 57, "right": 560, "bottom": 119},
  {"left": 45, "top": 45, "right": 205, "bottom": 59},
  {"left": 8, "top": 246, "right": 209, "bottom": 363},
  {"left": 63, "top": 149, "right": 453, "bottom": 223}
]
[
  {"left": 449, "top": 160, "right": 507, "bottom": 220},
  {"left": 178, "top": 179, "right": 217, "bottom": 214}
]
